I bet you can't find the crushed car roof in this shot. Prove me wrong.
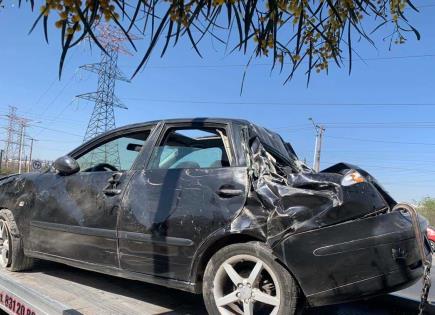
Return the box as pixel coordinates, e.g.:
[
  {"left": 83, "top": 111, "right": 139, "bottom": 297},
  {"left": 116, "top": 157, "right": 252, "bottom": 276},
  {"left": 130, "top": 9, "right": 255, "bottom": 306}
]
[{"left": 108, "top": 117, "right": 251, "bottom": 129}]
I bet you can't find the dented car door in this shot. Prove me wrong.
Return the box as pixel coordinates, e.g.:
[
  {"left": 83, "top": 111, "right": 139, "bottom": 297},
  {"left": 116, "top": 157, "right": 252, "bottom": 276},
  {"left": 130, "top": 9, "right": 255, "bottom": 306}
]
[
  {"left": 27, "top": 171, "right": 123, "bottom": 266},
  {"left": 118, "top": 122, "right": 248, "bottom": 280},
  {"left": 27, "top": 125, "right": 155, "bottom": 267}
]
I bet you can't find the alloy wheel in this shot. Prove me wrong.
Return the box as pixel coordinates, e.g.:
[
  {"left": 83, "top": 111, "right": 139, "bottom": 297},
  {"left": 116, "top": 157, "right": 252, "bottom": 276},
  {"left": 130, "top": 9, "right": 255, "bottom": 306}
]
[
  {"left": 0, "top": 219, "right": 11, "bottom": 268},
  {"left": 213, "top": 254, "right": 281, "bottom": 315}
]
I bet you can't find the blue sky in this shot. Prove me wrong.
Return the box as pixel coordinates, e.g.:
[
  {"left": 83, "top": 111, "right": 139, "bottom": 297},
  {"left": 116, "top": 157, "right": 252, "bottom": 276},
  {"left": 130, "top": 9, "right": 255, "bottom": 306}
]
[{"left": 1, "top": 1, "right": 435, "bottom": 202}]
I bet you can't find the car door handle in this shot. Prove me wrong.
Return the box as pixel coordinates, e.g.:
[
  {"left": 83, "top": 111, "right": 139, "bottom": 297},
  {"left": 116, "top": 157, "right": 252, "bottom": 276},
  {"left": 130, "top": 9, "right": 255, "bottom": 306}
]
[
  {"left": 216, "top": 187, "right": 244, "bottom": 198},
  {"left": 108, "top": 172, "right": 123, "bottom": 185},
  {"left": 103, "top": 188, "right": 122, "bottom": 196},
  {"left": 103, "top": 172, "right": 124, "bottom": 196}
]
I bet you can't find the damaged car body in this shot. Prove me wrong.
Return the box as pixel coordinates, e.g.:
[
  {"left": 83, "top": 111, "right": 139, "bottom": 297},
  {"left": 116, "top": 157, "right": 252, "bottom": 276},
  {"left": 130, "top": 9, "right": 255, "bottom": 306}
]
[{"left": 0, "top": 118, "right": 431, "bottom": 315}]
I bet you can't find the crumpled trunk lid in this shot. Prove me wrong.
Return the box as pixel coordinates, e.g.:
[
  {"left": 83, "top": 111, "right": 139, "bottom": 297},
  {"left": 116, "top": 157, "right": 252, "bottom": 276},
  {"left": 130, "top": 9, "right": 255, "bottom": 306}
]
[{"left": 231, "top": 138, "right": 393, "bottom": 246}]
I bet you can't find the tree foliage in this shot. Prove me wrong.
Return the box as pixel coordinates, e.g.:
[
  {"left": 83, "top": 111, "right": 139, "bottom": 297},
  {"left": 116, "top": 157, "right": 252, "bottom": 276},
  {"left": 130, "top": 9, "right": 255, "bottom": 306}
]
[
  {"left": 22, "top": 0, "right": 420, "bottom": 81},
  {"left": 417, "top": 197, "right": 435, "bottom": 226}
]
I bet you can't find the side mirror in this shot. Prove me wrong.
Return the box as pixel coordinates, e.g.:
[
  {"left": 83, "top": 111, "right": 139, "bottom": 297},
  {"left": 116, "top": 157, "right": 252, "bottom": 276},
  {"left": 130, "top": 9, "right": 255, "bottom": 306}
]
[{"left": 54, "top": 156, "right": 80, "bottom": 176}]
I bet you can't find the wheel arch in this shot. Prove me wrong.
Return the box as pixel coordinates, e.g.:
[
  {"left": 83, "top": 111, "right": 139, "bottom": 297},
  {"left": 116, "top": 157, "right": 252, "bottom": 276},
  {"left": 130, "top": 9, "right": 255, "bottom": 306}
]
[
  {"left": 0, "top": 208, "right": 26, "bottom": 238},
  {"left": 0, "top": 206, "right": 31, "bottom": 249},
  {"left": 190, "top": 231, "right": 264, "bottom": 287},
  {"left": 0, "top": 208, "right": 34, "bottom": 271},
  {"left": 190, "top": 231, "right": 306, "bottom": 300}
]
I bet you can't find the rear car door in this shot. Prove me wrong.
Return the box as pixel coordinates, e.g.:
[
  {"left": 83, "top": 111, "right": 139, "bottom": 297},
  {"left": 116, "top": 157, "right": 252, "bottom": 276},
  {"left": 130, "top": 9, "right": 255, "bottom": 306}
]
[
  {"left": 118, "top": 121, "right": 248, "bottom": 280},
  {"left": 28, "top": 125, "right": 155, "bottom": 267}
]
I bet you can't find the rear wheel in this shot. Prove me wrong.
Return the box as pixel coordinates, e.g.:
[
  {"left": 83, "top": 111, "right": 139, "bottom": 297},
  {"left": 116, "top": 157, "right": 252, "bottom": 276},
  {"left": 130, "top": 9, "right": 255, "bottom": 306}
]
[
  {"left": 430, "top": 240, "right": 435, "bottom": 253},
  {"left": 203, "top": 242, "right": 300, "bottom": 315},
  {"left": 0, "top": 209, "right": 34, "bottom": 271}
]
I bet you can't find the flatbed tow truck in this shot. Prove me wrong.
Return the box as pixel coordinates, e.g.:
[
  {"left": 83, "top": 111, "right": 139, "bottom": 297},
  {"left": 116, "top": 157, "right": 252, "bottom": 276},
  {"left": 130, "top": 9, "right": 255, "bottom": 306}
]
[{"left": 0, "top": 259, "right": 433, "bottom": 315}]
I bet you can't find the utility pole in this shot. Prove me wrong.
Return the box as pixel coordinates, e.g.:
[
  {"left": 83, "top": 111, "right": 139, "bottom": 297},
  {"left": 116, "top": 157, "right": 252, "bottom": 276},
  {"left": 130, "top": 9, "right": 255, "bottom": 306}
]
[
  {"left": 28, "top": 138, "right": 36, "bottom": 172},
  {"left": 4, "top": 106, "right": 18, "bottom": 170},
  {"left": 0, "top": 149, "right": 3, "bottom": 173},
  {"left": 309, "top": 118, "right": 325, "bottom": 172},
  {"left": 17, "top": 122, "right": 26, "bottom": 174}
]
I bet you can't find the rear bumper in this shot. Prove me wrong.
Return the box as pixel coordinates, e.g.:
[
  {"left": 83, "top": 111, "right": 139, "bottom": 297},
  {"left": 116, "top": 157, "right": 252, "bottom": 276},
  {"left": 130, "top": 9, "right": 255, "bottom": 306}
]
[
  {"left": 306, "top": 252, "right": 430, "bottom": 306},
  {"left": 273, "top": 211, "right": 431, "bottom": 307}
]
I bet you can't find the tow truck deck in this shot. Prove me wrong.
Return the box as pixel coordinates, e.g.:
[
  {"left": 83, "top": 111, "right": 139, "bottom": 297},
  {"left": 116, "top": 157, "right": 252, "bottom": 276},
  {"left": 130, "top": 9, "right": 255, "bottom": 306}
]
[{"left": 0, "top": 260, "right": 434, "bottom": 315}]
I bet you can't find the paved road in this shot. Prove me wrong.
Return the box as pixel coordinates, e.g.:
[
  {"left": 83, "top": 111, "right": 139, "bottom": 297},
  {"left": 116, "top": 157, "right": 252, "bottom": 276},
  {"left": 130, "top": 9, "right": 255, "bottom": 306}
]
[
  {"left": 395, "top": 258, "right": 435, "bottom": 303},
  {"left": 2, "top": 258, "right": 434, "bottom": 315}
]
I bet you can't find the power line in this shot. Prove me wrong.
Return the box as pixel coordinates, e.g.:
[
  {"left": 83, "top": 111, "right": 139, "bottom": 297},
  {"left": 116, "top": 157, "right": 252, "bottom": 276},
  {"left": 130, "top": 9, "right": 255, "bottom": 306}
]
[
  {"left": 33, "top": 77, "right": 59, "bottom": 108},
  {"left": 25, "top": 43, "right": 79, "bottom": 113},
  {"left": 34, "top": 99, "right": 79, "bottom": 137},
  {"left": 30, "top": 125, "right": 83, "bottom": 138},
  {"left": 317, "top": 159, "right": 435, "bottom": 177},
  {"left": 122, "top": 98, "right": 435, "bottom": 107},
  {"left": 381, "top": 181, "right": 435, "bottom": 186},
  {"left": 349, "top": 164, "right": 435, "bottom": 174},
  {"left": 322, "top": 121, "right": 435, "bottom": 124},
  {"left": 36, "top": 72, "right": 77, "bottom": 120},
  {"left": 0, "top": 116, "right": 84, "bottom": 136},
  {"left": 299, "top": 149, "right": 435, "bottom": 154},
  {"left": 36, "top": 139, "right": 80, "bottom": 143},
  {"left": 120, "top": 53, "right": 435, "bottom": 70},
  {"left": 276, "top": 123, "right": 435, "bottom": 131},
  {"left": 322, "top": 125, "right": 435, "bottom": 129},
  {"left": 0, "top": 109, "right": 84, "bottom": 126},
  {"left": 320, "top": 156, "right": 435, "bottom": 164},
  {"left": 417, "top": 4, "right": 435, "bottom": 8},
  {"left": 320, "top": 161, "right": 435, "bottom": 174},
  {"left": 326, "top": 135, "right": 435, "bottom": 146}
]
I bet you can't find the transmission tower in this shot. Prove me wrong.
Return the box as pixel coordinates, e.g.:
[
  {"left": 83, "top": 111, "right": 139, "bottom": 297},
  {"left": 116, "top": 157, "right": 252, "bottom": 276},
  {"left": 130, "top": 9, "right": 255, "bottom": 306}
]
[
  {"left": 3, "top": 106, "right": 31, "bottom": 173},
  {"left": 76, "top": 24, "right": 134, "bottom": 169}
]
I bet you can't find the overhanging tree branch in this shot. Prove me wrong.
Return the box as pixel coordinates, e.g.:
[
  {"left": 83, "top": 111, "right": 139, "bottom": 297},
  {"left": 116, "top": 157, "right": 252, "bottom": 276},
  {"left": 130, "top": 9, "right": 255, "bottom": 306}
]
[{"left": 26, "top": 0, "right": 419, "bottom": 82}]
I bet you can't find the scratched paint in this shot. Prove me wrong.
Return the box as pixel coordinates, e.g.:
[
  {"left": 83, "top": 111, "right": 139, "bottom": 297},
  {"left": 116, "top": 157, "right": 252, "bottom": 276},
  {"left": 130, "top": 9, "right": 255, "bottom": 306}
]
[{"left": 0, "top": 118, "right": 431, "bottom": 308}]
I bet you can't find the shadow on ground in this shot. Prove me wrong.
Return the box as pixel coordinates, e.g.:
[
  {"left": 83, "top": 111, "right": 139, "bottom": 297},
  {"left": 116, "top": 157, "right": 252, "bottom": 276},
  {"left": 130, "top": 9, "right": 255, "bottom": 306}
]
[{"left": 19, "top": 260, "right": 434, "bottom": 315}]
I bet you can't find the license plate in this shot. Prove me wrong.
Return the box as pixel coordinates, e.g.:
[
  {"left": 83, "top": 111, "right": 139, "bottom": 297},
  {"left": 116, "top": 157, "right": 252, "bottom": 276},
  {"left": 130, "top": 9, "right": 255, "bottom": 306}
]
[{"left": 0, "top": 291, "right": 36, "bottom": 315}]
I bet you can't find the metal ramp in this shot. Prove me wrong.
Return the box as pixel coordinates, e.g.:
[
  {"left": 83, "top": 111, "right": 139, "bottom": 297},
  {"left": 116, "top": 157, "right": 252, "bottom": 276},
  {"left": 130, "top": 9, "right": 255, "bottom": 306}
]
[{"left": 0, "top": 272, "right": 79, "bottom": 315}]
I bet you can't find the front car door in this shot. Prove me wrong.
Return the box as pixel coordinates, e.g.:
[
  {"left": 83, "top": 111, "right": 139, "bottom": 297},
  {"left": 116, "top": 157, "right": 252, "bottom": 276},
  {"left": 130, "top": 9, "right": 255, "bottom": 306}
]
[
  {"left": 118, "top": 121, "right": 248, "bottom": 281},
  {"left": 27, "top": 124, "right": 155, "bottom": 267}
]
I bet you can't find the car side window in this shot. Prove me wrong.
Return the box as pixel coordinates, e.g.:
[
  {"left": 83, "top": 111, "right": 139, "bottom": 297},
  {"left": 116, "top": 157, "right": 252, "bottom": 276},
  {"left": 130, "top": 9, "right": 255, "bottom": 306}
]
[
  {"left": 76, "top": 131, "right": 150, "bottom": 172},
  {"left": 149, "top": 127, "right": 232, "bottom": 169}
]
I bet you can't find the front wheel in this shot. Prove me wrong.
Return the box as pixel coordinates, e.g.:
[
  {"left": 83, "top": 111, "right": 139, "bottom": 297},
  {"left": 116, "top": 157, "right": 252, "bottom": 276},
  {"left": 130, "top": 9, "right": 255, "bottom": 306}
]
[{"left": 203, "top": 242, "right": 300, "bottom": 315}]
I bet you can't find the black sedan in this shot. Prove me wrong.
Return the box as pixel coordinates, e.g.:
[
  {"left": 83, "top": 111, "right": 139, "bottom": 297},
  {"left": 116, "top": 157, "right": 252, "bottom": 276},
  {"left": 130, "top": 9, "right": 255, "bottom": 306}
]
[{"left": 0, "top": 118, "right": 431, "bottom": 315}]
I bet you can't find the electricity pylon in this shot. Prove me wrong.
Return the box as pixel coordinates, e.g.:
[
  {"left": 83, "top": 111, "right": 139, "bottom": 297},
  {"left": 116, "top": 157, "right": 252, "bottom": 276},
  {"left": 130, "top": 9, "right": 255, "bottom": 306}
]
[
  {"left": 3, "top": 106, "right": 31, "bottom": 173},
  {"left": 77, "top": 24, "right": 134, "bottom": 169}
]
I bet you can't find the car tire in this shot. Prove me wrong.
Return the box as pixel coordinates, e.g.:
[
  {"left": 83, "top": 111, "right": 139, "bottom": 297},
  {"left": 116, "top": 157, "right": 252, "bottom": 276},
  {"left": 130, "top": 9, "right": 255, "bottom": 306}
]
[
  {"left": 430, "top": 241, "right": 435, "bottom": 253},
  {"left": 203, "top": 241, "right": 300, "bottom": 315},
  {"left": 0, "top": 209, "right": 34, "bottom": 271}
]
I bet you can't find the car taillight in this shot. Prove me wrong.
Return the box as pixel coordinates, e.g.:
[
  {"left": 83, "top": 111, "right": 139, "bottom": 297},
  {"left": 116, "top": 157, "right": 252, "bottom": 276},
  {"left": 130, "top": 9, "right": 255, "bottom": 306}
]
[{"left": 427, "top": 227, "right": 435, "bottom": 238}]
